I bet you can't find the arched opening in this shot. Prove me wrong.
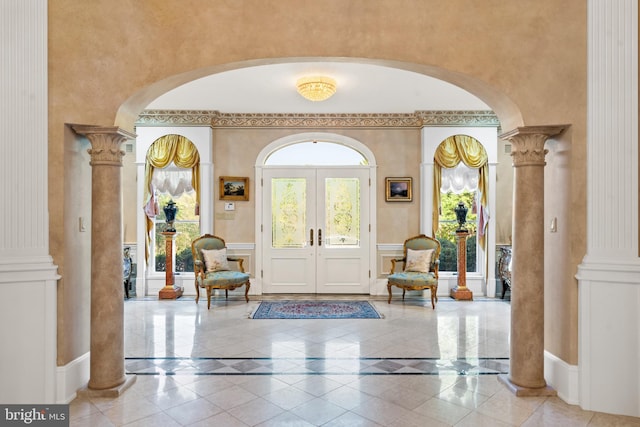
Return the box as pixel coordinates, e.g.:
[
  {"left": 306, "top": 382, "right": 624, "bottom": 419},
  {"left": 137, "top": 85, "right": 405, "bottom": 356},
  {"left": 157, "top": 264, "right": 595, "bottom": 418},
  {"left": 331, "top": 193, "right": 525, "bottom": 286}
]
[{"left": 116, "top": 58, "right": 524, "bottom": 131}]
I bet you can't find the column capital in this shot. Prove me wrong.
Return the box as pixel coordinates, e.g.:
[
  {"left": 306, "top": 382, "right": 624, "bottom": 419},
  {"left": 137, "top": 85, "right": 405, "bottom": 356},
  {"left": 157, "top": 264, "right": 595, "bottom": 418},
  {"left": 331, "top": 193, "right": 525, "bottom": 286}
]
[
  {"left": 71, "top": 125, "right": 136, "bottom": 166},
  {"left": 500, "top": 125, "right": 568, "bottom": 167}
]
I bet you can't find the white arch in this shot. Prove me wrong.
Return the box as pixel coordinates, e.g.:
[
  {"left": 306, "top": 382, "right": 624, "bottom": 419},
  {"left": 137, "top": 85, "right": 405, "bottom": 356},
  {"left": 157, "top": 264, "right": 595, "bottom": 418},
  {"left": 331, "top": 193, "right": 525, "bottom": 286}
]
[{"left": 256, "top": 132, "right": 377, "bottom": 166}]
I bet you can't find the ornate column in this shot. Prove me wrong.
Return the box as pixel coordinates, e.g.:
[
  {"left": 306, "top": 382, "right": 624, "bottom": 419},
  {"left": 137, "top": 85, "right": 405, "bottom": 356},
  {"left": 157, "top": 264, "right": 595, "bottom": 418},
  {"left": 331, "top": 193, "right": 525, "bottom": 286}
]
[
  {"left": 498, "top": 125, "right": 566, "bottom": 396},
  {"left": 72, "top": 125, "right": 137, "bottom": 395}
]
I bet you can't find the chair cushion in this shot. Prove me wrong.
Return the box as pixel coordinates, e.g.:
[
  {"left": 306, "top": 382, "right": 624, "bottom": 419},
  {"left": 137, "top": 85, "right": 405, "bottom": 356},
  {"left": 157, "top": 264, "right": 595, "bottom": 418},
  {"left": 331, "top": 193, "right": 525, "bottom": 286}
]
[
  {"left": 201, "top": 248, "right": 230, "bottom": 272},
  {"left": 388, "top": 271, "right": 437, "bottom": 287},
  {"left": 405, "top": 248, "right": 434, "bottom": 273},
  {"left": 199, "top": 270, "right": 250, "bottom": 287}
]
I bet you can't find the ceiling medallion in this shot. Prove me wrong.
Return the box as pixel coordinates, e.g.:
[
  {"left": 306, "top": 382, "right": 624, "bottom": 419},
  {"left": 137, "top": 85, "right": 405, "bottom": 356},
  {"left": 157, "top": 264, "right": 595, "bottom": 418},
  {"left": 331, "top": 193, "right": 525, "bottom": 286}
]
[{"left": 296, "top": 76, "right": 337, "bottom": 102}]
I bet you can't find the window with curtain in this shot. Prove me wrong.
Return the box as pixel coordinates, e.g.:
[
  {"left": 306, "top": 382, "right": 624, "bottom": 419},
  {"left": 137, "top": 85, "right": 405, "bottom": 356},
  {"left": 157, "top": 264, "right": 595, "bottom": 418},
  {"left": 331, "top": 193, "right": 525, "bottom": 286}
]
[
  {"left": 143, "top": 134, "right": 201, "bottom": 273},
  {"left": 433, "top": 135, "right": 489, "bottom": 274},
  {"left": 152, "top": 168, "right": 199, "bottom": 273},
  {"left": 437, "top": 163, "right": 478, "bottom": 272}
]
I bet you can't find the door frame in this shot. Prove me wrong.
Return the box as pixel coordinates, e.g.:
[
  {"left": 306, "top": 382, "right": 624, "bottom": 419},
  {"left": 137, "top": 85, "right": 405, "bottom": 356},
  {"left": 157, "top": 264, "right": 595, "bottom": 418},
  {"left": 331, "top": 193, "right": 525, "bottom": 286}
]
[{"left": 255, "top": 132, "right": 377, "bottom": 295}]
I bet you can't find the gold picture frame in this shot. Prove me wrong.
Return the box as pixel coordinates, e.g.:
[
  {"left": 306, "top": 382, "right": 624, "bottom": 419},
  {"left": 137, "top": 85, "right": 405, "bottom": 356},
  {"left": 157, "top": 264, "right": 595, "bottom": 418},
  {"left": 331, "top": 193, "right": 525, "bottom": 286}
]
[
  {"left": 219, "top": 176, "right": 249, "bottom": 201},
  {"left": 385, "top": 177, "right": 412, "bottom": 202}
]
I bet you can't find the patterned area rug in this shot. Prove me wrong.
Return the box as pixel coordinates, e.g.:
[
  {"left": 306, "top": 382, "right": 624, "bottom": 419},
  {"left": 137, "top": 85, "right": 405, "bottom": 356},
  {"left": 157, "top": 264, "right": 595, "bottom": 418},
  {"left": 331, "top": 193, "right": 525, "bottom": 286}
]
[{"left": 249, "top": 300, "right": 383, "bottom": 319}]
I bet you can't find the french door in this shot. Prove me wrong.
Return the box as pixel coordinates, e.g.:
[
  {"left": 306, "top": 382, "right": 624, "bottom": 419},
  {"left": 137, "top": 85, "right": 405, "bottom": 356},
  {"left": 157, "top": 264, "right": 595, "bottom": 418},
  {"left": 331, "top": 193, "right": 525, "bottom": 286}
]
[{"left": 262, "top": 167, "right": 370, "bottom": 294}]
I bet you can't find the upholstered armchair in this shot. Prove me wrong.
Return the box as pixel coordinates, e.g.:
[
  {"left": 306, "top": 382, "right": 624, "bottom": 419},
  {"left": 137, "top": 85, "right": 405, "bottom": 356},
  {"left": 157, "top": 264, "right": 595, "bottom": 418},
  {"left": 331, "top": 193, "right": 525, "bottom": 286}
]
[
  {"left": 191, "top": 234, "right": 250, "bottom": 309},
  {"left": 387, "top": 234, "right": 441, "bottom": 309}
]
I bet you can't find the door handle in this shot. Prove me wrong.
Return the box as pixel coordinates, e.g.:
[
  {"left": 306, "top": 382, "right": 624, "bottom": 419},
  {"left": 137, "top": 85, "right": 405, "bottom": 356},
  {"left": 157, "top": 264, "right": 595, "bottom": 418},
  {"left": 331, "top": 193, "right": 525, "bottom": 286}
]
[
  {"left": 318, "top": 229, "right": 322, "bottom": 246},
  {"left": 310, "top": 228, "right": 314, "bottom": 246}
]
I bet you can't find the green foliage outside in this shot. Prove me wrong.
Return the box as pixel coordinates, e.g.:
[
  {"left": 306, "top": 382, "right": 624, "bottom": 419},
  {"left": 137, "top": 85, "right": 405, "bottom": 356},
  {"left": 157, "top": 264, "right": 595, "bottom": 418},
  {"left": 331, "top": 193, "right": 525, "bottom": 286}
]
[
  {"left": 436, "top": 191, "right": 477, "bottom": 272},
  {"left": 155, "top": 191, "right": 199, "bottom": 272}
]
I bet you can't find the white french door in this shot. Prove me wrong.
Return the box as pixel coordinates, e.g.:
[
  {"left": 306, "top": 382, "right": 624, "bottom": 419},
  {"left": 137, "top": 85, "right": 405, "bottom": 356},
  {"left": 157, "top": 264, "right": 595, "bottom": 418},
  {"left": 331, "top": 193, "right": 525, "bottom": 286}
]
[{"left": 262, "top": 167, "right": 370, "bottom": 294}]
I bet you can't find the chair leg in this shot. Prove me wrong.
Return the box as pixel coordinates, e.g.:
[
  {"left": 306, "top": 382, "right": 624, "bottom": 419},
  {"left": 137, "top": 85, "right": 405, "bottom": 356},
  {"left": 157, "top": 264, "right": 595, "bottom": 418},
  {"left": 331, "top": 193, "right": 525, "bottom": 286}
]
[
  {"left": 244, "top": 281, "right": 250, "bottom": 302},
  {"left": 402, "top": 289, "right": 406, "bottom": 300},
  {"left": 387, "top": 283, "right": 392, "bottom": 304},
  {"left": 206, "top": 287, "right": 212, "bottom": 310},
  {"left": 430, "top": 287, "right": 436, "bottom": 309},
  {"left": 195, "top": 280, "right": 200, "bottom": 304},
  {"left": 225, "top": 289, "right": 229, "bottom": 299}
]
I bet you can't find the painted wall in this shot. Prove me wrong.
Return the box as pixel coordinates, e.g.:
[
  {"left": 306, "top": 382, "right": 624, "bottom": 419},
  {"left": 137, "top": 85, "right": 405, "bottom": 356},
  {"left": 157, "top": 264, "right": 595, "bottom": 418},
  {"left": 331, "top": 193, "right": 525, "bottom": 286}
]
[
  {"left": 211, "top": 127, "right": 423, "bottom": 243},
  {"left": 49, "top": 0, "right": 586, "bottom": 371}
]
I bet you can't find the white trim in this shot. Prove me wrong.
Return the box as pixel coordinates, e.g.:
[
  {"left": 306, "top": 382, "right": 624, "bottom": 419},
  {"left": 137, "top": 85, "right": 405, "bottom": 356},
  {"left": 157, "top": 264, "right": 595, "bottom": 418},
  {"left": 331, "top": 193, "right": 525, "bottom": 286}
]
[
  {"left": 544, "top": 350, "right": 579, "bottom": 405},
  {"left": 0, "top": 275, "right": 58, "bottom": 404},
  {"left": 227, "top": 243, "right": 256, "bottom": 250},
  {"left": 377, "top": 243, "right": 403, "bottom": 251},
  {"left": 56, "top": 352, "right": 90, "bottom": 404}
]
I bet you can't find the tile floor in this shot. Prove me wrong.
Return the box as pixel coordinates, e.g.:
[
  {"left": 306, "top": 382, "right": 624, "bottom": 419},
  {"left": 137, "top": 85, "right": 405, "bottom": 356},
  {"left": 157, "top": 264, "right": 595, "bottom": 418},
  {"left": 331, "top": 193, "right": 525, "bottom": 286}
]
[{"left": 70, "top": 295, "right": 640, "bottom": 426}]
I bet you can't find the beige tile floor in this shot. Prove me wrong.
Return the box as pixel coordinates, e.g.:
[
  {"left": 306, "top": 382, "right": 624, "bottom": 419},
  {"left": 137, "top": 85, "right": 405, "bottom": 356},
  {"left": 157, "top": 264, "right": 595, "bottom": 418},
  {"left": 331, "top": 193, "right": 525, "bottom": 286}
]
[{"left": 70, "top": 295, "right": 640, "bottom": 426}]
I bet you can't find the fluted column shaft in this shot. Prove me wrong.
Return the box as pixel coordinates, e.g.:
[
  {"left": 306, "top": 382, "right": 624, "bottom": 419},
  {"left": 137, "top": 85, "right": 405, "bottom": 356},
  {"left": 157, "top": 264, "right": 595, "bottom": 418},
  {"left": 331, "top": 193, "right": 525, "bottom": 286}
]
[
  {"left": 72, "top": 125, "right": 135, "bottom": 391},
  {"left": 499, "top": 125, "right": 566, "bottom": 394}
]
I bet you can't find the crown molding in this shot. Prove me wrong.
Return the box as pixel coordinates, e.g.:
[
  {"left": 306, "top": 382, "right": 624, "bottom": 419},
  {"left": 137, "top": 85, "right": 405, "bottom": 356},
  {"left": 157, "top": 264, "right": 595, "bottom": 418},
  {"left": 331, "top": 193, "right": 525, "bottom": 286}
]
[{"left": 136, "top": 110, "right": 500, "bottom": 128}]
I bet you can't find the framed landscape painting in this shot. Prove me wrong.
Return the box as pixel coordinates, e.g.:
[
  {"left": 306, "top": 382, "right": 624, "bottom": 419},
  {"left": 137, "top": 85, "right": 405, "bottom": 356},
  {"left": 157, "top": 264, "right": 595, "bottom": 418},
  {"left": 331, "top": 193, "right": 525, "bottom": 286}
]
[
  {"left": 219, "top": 176, "right": 249, "bottom": 201},
  {"left": 385, "top": 177, "right": 412, "bottom": 202}
]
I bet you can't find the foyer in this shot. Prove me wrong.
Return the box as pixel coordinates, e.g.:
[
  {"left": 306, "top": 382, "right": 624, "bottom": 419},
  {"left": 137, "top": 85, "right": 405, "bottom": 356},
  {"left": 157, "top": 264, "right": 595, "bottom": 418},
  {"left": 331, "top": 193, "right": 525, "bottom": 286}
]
[{"left": 68, "top": 296, "right": 638, "bottom": 426}]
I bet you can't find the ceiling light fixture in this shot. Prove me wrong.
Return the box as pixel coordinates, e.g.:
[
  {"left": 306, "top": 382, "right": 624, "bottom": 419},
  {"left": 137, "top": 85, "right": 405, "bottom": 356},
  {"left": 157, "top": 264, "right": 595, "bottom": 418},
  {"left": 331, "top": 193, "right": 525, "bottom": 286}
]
[{"left": 296, "top": 76, "right": 337, "bottom": 101}]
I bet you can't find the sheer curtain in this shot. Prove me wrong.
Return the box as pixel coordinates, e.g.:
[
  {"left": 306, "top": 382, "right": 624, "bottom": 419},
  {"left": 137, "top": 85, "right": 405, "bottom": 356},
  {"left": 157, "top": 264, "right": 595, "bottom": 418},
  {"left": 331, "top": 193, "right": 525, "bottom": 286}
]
[{"left": 433, "top": 135, "right": 489, "bottom": 249}]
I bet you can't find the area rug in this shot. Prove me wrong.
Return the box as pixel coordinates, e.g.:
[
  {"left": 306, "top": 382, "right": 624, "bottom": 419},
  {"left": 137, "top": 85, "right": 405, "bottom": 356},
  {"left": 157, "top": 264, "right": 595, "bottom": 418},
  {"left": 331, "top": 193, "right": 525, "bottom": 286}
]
[{"left": 249, "top": 300, "right": 383, "bottom": 319}]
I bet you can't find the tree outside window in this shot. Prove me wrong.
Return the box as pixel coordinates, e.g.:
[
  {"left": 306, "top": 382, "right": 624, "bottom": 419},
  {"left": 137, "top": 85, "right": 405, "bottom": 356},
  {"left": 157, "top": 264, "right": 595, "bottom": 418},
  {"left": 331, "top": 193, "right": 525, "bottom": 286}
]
[
  {"left": 154, "top": 191, "right": 199, "bottom": 273},
  {"left": 436, "top": 190, "right": 477, "bottom": 272}
]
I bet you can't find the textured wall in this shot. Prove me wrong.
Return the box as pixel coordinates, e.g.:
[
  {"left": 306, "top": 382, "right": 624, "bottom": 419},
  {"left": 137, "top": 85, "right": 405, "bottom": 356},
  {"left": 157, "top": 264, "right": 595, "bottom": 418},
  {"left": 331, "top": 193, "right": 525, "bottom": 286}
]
[
  {"left": 209, "top": 127, "right": 422, "bottom": 243},
  {"left": 49, "top": 0, "right": 587, "bottom": 367}
]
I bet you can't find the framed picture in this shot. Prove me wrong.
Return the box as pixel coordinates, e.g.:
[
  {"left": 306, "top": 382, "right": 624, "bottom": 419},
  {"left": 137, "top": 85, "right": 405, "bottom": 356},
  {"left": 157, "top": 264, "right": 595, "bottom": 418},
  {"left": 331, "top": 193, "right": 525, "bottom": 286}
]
[
  {"left": 219, "top": 176, "right": 249, "bottom": 201},
  {"left": 385, "top": 177, "right": 412, "bottom": 202}
]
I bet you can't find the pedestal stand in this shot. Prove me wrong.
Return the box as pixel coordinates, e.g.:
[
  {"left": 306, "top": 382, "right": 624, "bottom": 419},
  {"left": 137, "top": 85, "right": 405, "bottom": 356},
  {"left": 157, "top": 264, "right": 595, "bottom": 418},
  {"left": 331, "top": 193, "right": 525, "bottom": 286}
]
[
  {"left": 159, "top": 231, "right": 183, "bottom": 299},
  {"left": 450, "top": 230, "right": 473, "bottom": 300}
]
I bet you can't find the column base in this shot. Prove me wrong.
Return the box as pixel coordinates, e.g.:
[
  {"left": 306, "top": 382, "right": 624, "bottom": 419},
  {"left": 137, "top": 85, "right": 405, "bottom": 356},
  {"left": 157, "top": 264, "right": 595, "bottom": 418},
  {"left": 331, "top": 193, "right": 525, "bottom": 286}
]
[
  {"left": 159, "top": 286, "right": 183, "bottom": 299},
  {"left": 450, "top": 286, "right": 473, "bottom": 300},
  {"left": 78, "top": 375, "right": 137, "bottom": 398},
  {"left": 498, "top": 374, "right": 557, "bottom": 397}
]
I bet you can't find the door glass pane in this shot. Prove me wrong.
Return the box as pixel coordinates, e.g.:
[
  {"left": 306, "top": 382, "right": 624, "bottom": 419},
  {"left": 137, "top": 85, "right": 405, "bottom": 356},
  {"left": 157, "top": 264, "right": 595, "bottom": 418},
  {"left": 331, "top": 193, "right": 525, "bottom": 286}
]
[
  {"left": 325, "top": 178, "right": 360, "bottom": 247},
  {"left": 266, "top": 142, "right": 367, "bottom": 165},
  {"left": 272, "top": 178, "right": 307, "bottom": 248}
]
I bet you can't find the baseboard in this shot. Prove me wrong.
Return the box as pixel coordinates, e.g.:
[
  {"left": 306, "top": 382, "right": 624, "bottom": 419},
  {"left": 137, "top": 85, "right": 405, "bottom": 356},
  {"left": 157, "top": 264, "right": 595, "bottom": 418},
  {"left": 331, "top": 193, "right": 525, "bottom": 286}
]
[
  {"left": 56, "top": 352, "right": 90, "bottom": 404},
  {"left": 544, "top": 350, "right": 579, "bottom": 405}
]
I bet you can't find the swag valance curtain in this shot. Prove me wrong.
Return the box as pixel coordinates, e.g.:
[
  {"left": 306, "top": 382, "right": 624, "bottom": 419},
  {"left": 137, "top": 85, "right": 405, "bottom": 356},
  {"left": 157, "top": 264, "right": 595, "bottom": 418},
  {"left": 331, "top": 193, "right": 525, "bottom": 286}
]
[
  {"left": 433, "top": 135, "right": 489, "bottom": 248},
  {"left": 143, "top": 134, "right": 200, "bottom": 261}
]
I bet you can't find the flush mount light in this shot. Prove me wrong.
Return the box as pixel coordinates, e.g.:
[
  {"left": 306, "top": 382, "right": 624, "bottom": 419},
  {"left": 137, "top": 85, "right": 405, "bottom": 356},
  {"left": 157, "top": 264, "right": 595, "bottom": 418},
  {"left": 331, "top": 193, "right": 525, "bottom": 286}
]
[{"left": 296, "top": 76, "right": 337, "bottom": 101}]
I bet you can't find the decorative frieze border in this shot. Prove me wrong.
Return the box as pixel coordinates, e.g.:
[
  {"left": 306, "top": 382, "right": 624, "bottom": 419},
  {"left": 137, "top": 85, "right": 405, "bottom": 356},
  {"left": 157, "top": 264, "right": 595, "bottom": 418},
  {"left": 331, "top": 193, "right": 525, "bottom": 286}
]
[{"left": 136, "top": 110, "right": 500, "bottom": 128}]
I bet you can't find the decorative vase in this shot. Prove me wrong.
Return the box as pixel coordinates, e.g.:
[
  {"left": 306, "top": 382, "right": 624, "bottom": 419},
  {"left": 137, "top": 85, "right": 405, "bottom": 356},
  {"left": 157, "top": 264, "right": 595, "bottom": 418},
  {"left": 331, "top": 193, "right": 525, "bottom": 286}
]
[
  {"left": 163, "top": 200, "right": 178, "bottom": 232},
  {"left": 454, "top": 201, "right": 468, "bottom": 232}
]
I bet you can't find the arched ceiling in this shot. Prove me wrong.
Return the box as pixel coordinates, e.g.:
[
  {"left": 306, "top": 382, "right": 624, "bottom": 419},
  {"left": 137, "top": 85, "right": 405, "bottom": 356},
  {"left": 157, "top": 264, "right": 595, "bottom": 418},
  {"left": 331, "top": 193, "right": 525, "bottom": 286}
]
[{"left": 145, "top": 62, "right": 491, "bottom": 113}]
